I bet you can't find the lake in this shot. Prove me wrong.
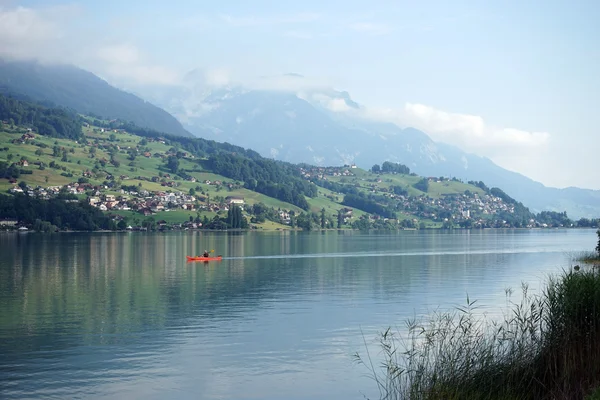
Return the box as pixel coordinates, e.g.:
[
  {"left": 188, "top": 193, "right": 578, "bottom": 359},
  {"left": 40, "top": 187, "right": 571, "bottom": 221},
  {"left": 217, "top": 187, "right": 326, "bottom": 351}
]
[{"left": 0, "top": 229, "right": 596, "bottom": 399}]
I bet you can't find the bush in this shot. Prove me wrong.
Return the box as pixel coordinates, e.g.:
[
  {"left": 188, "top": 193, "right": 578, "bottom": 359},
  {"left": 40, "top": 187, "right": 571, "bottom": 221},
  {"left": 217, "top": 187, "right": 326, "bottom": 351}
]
[{"left": 356, "top": 269, "right": 600, "bottom": 399}]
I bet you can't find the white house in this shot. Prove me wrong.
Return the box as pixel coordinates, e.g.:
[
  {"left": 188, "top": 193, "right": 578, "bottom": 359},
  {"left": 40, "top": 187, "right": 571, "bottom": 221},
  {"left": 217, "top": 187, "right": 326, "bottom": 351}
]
[{"left": 225, "top": 196, "right": 245, "bottom": 205}]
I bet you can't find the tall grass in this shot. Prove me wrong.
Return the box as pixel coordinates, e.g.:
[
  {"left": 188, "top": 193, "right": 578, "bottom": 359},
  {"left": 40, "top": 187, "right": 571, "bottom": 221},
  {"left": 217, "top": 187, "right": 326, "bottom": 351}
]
[
  {"left": 356, "top": 268, "right": 600, "bottom": 400},
  {"left": 574, "top": 251, "right": 600, "bottom": 264}
]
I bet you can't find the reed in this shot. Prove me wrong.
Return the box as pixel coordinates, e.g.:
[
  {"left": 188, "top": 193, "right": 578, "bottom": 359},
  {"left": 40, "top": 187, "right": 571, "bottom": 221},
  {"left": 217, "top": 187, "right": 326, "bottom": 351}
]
[
  {"left": 575, "top": 251, "right": 600, "bottom": 264},
  {"left": 355, "top": 269, "right": 600, "bottom": 400}
]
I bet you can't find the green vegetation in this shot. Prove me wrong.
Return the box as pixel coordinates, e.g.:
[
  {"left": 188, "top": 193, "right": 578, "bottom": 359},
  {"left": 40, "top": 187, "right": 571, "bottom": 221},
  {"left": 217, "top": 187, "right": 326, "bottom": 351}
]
[
  {"left": 1, "top": 93, "right": 597, "bottom": 232},
  {"left": 342, "top": 193, "right": 396, "bottom": 219},
  {"left": 356, "top": 268, "right": 600, "bottom": 399},
  {"left": 577, "top": 230, "right": 600, "bottom": 264},
  {"left": 0, "top": 94, "right": 82, "bottom": 140},
  {"left": 205, "top": 153, "right": 318, "bottom": 210},
  {"left": 0, "top": 193, "right": 114, "bottom": 231}
]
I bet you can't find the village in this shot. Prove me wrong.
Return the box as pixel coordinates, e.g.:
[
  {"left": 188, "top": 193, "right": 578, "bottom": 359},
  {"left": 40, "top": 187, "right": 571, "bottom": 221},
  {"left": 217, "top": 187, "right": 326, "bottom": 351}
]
[
  {"left": 3, "top": 154, "right": 562, "bottom": 230},
  {"left": 297, "top": 165, "right": 553, "bottom": 228}
]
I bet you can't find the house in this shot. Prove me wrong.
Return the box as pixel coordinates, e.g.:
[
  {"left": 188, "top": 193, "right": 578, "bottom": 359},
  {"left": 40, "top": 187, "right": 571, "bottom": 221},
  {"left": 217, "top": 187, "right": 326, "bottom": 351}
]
[
  {"left": 104, "top": 194, "right": 116, "bottom": 202},
  {"left": 340, "top": 207, "right": 353, "bottom": 217},
  {"left": 0, "top": 219, "right": 18, "bottom": 227},
  {"left": 226, "top": 196, "right": 245, "bottom": 205},
  {"left": 19, "top": 159, "right": 29, "bottom": 167}
]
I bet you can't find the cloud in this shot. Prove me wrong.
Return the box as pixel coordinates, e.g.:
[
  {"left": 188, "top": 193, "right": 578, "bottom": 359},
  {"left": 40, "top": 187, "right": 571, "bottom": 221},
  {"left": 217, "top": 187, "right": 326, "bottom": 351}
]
[
  {"left": 400, "top": 103, "right": 550, "bottom": 152},
  {"left": 312, "top": 91, "right": 550, "bottom": 165},
  {"left": 204, "top": 68, "right": 231, "bottom": 86},
  {"left": 0, "top": 4, "right": 80, "bottom": 61},
  {"left": 94, "top": 43, "right": 181, "bottom": 86},
  {"left": 0, "top": 4, "right": 180, "bottom": 87},
  {"left": 96, "top": 43, "right": 141, "bottom": 65},
  {"left": 349, "top": 22, "right": 392, "bottom": 36},
  {"left": 247, "top": 74, "right": 330, "bottom": 92}
]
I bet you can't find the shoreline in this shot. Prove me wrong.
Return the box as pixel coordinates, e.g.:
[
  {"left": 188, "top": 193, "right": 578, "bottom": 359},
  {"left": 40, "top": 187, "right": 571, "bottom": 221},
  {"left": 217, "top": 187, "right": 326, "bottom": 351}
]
[{"left": 2, "top": 226, "right": 599, "bottom": 234}]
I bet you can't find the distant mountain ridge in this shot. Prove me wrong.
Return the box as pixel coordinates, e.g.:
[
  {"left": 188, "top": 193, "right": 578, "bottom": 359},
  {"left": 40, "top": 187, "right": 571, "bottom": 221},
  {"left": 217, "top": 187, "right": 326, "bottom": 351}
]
[
  {"left": 139, "top": 78, "right": 600, "bottom": 219},
  {"left": 0, "top": 60, "right": 193, "bottom": 138}
]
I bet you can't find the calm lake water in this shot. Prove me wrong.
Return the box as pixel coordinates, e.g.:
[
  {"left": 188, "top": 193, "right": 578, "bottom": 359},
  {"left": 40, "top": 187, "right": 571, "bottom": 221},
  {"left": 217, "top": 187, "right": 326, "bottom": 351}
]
[{"left": 0, "top": 229, "right": 596, "bottom": 399}]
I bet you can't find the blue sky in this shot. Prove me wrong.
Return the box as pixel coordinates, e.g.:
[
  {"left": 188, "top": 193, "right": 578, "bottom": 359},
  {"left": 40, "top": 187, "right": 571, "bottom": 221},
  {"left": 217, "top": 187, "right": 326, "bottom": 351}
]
[{"left": 3, "top": 0, "right": 600, "bottom": 189}]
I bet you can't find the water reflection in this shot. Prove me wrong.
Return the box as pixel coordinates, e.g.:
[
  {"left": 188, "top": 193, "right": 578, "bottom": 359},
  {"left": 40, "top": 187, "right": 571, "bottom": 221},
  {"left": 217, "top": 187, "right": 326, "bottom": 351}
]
[{"left": 0, "top": 229, "right": 595, "bottom": 399}]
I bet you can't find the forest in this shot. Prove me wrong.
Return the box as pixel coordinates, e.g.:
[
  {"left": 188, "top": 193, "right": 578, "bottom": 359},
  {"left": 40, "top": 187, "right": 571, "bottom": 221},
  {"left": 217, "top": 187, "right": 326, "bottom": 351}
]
[
  {"left": 0, "top": 193, "right": 115, "bottom": 231},
  {"left": 0, "top": 94, "right": 83, "bottom": 140},
  {"left": 205, "top": 153, "right": 318, "bottom": 210}
]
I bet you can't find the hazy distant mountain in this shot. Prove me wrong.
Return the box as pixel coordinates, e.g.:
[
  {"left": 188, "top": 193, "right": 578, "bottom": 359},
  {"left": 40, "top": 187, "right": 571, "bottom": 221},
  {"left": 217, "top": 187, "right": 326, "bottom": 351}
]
[
  {"left": 0, "top": 60, "right": 193, "bottom": 138},
  {"left": 140, "top": 76, "right": 600, "bottom": 219}
]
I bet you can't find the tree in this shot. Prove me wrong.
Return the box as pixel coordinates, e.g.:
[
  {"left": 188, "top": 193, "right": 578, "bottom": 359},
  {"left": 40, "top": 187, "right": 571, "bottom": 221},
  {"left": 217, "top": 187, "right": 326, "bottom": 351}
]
[
  {"left": 35, "top": 149, "right": 43, "bottom": 156},
  {"left": 320, "top": 208, "right": 326, "bottom": 229},
  {"left": 109, "top": 133, "right": 117, "bottom": 142},
  {"left": 371, "top": 164, "right": 381, "bottom": 173},
  {"left": 413, "top": 178, "right": 429, "bottom": 192},
  {"left": 142, "top": 217, "right": 156, "bottom": 231},
  {"left": 337, "top": 210, "right": 343, "bottom": 229},
  {"left": 596, "top": 229, "right": 600, "bottom": 258},
  {"left": 226, "top": 205, "right": 248, "bottom": 229},
  {"left": 189, "top": 188, "right": 196, "bottom": 196},
  {"left": 166, "top": 156, "right": 179, "bottom": 174}
]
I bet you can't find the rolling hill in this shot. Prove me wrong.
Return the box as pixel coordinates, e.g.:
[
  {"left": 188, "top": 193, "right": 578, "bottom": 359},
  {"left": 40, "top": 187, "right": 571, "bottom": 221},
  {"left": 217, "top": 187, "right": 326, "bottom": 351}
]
[{"left": 1, "top": 94, "right": 562, "bottom": 231}]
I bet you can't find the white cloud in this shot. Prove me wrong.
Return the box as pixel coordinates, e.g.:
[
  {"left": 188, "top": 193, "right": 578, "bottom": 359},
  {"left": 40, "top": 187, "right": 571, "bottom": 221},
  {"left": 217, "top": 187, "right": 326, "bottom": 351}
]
[
  {"left": 400, "top": 103, "right": 549, "bottom": 151},
  {"left": 94, "top": 43, "right": 180, "bottom": 86},
  {"left": 204, "top": 68, "right": 231, "bottom": 87},
  {"left": 0, "top": 4, "right": 80, "bottom": 61},
  {"left": 309, "top": 93, "right": 353, "bottom": 112},
  {"left": 313, "top": 92, "right": 551, "bottom": 172},
  {"left": 247, "top": 74, "right": 330, "bottom": 92},
  {"left": 96, "top": 43, "right": 140, "bottom": 65},
  {"left": 0, "top": 5, "right": 180, "bottom": 87}
]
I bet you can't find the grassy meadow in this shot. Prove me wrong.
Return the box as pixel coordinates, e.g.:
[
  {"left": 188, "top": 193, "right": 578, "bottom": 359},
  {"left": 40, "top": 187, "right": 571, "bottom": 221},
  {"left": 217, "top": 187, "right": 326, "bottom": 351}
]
[{"left": 0, "top": 125, "right": 348, "bottom": 228}]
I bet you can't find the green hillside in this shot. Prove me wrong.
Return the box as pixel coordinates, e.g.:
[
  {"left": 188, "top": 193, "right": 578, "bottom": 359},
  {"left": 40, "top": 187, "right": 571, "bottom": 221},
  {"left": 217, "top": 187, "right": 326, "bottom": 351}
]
[{"left": 0, "top": 93, "right": 548, "bottom": 232}]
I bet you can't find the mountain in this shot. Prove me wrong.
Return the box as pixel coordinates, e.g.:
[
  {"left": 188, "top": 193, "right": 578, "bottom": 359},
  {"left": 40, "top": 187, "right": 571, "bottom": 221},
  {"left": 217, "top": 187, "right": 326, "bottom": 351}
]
[
  {"left": 0, "top": 59, "right": 193, "bottom": 138},
  {"left": 141, "top": 78, "right": 600, "bottom": 219}
]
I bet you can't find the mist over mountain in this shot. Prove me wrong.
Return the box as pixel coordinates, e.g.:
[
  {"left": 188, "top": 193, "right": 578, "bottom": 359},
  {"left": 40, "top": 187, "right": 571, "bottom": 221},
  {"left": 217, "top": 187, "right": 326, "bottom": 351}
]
[
  {"left": 0, "top": 60, "right": 193, "bottom": 138},
  {"left": 140, "top": 73, "right": 600, "bottom": 219}
]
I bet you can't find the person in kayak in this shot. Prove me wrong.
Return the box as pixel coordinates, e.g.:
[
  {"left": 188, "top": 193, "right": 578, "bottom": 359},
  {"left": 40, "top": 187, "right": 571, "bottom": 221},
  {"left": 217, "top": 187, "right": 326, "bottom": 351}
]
[{"left": 203, "top": 250, "right": 209, "bottom": 257}]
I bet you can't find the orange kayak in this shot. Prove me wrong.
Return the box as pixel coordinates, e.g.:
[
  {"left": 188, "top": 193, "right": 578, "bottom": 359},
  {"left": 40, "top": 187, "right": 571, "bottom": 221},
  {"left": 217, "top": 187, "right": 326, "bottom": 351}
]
[{"left": 186, "top": 255, "right": 223, "bottom": 262}]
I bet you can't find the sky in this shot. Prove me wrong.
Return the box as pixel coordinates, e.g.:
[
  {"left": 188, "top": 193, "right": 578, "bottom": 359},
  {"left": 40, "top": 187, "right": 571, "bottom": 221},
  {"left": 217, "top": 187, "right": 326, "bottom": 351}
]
[{"left": 1, "top": 0, "right": 599, "bottom": 189}]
